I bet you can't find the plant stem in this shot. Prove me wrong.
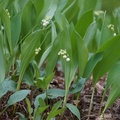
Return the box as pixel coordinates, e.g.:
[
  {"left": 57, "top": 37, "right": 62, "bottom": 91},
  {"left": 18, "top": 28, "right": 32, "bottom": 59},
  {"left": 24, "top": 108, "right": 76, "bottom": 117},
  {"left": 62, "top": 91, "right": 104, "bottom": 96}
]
[
  {"left": 88, "top": 86, "right": 95, "bottom": 120},
  {"left": 63, "top": 90, "right": 68, "bottom": 108},
  {"left": 0, "top": 107, "right": 8, "bottom": 116},
  {"left": 99, "top": 91, "right": 106, "bottom": 115},
  {"left": 60, "top": 91, "right": 68, "bottom": 119},
  {"left": 16, "top": 77, "right": 22, "bottom": 91},
  {"left": 75, "top": 92, "right": 80, "bottom": 107}
]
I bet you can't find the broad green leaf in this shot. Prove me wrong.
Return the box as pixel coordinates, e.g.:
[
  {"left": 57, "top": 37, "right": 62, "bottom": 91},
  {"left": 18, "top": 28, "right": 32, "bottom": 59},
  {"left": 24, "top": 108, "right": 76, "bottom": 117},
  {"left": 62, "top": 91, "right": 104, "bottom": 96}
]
[
  {"left": 104, "top": 82, "right": 120, "bottom": 113},
  {"left": 83, "top": 52, "right": 103, "bottom": 79},
  {"left": 47, "top": 88, "right": 65, "bottom": 99},
  {"left": 55, "top": 11, "right": 69, "bottom": 31},
  {"left": 99, "top": 15, "right": 113, "bottom": 47},
  {"left": 75, "top": 9, "right": 93, "bottom": 38},
  {"left": 0, "top": 9, "right": 12, "bottom": 53},
  {"left": 11, "top": 12, "right": 22, "bottom": 48},
  {"left": 105, "top": 62, "right": 120, "bottom": 91},
  {"left": 0, "top": 0, "right": 14, "bottom": 9},
  {"left": 16, "top": 112, "right": 27, "bottom": 120},
  {"left": 21, "top": 0, "right": 36, "bottom": 37},
  {"left": 102, "top": 62, "right": 120, "bottom": 109},
  {"left": 0, "top": 42, "right": 5, "bottom": 82},
  {"left": 23, "top": 64, "right": 34, "bottom": 86},
  {"left": 18, "top": 0, "right": 29, "bottom": 11},
  {"left": 34, "top": 0, "right": 44, "bottom": 17},
  {"left": 72, "top": 30, "right": 88, "bottom": 76},
  {"left": 66, "top": 103, "right": 80, "bottom": 120},
  {"left": 36, "top": 73, "right": 54, "bottom": 90},
  {"left": 79, "top": 0, "right": 101, "bottom": 16},
  {"left": 7, "top": 90, "right": 30, "bottom": 106},
  {"left": 46, "top": 100, "right": 64, "bottom": 120},
  {"left": 47, "top": 109, "right": 65, "bottom": 120},
  {"left": 70, "top": 78, "right": 85, "bottom": 94},
  {"left": 38, "top": 97, "right": 46, "bottom": 107},
  {"left": 37, "top": 106, "right": 49, "bottom": 115},
  {"left": 57, "top": 0, "right": 68, "bottom": 11},
  {"left": 34, "top": 94, "right": 46, "bottom": 105},
  {"left": 51, "top": 21, "right": 57, "bottom": 44},
  {"left": 44, "top": 73, "right": 54, "bottom": 87},
  {"left": 38, "top": 46, "right": 52, "bottom": 68},
  {"left": 50, "top": 100, "right": 62, "bottom": 112},
  {"left": 63, "top": 0, "right": 79, "bottom": 23},
  {"left": 45, "top": 0, "right": 58, "bottom": 17},
  {"left": 46, "top": 32, "right": 63, "bottom": 76},
  {"left": 93, "top": 35, "right": 120, "bottom": 84},
  {"left": 36, "top": 79, "right": 46, "bottom": 90},
  {"left": 37, "top": 0, "right": 58, "bottom": 25},
  {"left": 84, "top": 21, "right": 98, "bottom": 52},
  {"left": 20, "top": 30, "right": 41, "bottom": 80},
  {"left": 0, "top": 79, "right": 16, "bottom": 98}
]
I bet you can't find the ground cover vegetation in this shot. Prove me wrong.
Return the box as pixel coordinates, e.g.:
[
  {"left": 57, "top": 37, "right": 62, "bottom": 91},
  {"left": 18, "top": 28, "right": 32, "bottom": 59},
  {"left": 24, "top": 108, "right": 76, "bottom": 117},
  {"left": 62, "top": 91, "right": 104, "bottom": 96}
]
[{"left": 0, "top": 0, "right": 120, "bottom": 119}]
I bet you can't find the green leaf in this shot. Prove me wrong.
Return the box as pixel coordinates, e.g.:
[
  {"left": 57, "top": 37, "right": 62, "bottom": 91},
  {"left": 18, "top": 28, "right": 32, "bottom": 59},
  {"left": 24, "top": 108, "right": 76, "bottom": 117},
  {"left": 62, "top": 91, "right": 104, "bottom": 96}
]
[
  {"left": 36, "top": 73, "right": 54, "bottom": 90},
  {"left": 84, "top": 21, "right": 98, "bottom": 52},
  {"left": 102, "top": 62, "right": 120, "bottom": 113},
  {"left": 75, "top": 9, "right": 93, "bottom": 38},
  {"left": 46, "top": 100, "right": 64, "bottom": 120},
  {"left": 37, "top": 106, "right": 49, "bottom": 115},
  {"left": 38, "top": 46, "right": 52, "bottom": 68},
  {"left": 50, "top": 100, "right": 62, "bottom": 112},
  {"left": 21, "top": 0, "right": 36, "bottom": 36},
  {"left": 0, "top": 79, "right": 16, "bottom": 98},
  {"left": 38, "top": 97, "right": 46, "bottom": 107},
  {"left": 105, "top": 62, "right": 120, "bottom": 91},
  {"left": 11, "top": 12, "right": 22, "bottom": 48},
  {"left": 83, "top": 52, "right": 103, "bottom": 79},
  {"left": 23, "top": 64, "right": 34, "bottom": 86},
  {"left": 47, "top": 109, "right": 64, "bottom": 120},
  {"left": 20, "top": 30, "right": 41, "bottom": 80},
  {"left": 0, "top": 42, "right": 5, "bottom": 82},
  {"left": 72, "top": 30, "right": 88, "bottom": 76},
  {"left": 34, "top": 0, "right": 44, "bottom": 17},
  {"left": 47, "top": 88, "right": 65, "bottom": 99},
  {"left": 55, "top": 11, "right": 69, "bottom": 31},
  {"left": 46, "top": 32, "right": 63, "bottom": 76},
  {"left": 93, "top": 35, "right": 120, "bottom": 84},
  {"left": 7, "top": 90, "right": 30, "bottom": 106},
  {"left": 51, "top": 21, "right": 57, "bottom": 44},
  {"left": 37, "top": 0, "right": 58, "bottom": 25},
  {"left": 70, "top": 78, "right": 85, "bottom": 94},
  {"left": 16, "top": 112, "right": 27, "bottom": 120},
  {"left": 36, "top": 79, "right": 46, "bottom": 90},
  {"left": 99, "top": 15, "right": 113, "bottom": 47},
  {"left": 44, "top": 73, "right": 54, "bottom": 87},
  {"left": 63, "top": 0, "right": 79, "bottom": 23},
  {"left": 0, "top": 9, "right": 12, "bottom": 53},
  {"left": 104, "top": 81, "right": 120, "bottom": 112},
  {"left": 66, "top": 103, "right": 80, "bottom": 120},
  {"left": 18, "top": 0, "right": 29, "bottom": 11}
]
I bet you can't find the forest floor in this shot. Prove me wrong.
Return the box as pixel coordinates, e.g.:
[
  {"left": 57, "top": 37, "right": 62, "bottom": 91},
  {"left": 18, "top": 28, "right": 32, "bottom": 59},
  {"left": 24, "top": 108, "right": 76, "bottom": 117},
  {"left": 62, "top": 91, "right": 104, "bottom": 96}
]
[{"left": 0, "top": 67, "right": 120, "bottom": 120}]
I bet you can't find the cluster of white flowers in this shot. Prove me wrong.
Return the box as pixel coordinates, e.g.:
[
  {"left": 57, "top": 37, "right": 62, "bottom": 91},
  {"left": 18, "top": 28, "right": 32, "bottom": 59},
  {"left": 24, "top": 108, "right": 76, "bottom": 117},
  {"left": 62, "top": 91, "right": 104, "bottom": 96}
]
[
  {"left": 5, "top": 9, "right": 10, "bottom": 18},
  {"left": 58, "top": 49, "right": 70, "bottom": 62},
  {"left": 108, "top": 24, "right": 117, "bottom": 36},
  {"left": 94, "top": 10, "right": 104, "bottom": 16},
  {"left": 41, "top": 16, "right": 51, "bottom": 27},
  {"left": 35, "top": 47, "right": 41, "bottom": 55},
  {"left": 108, "top": 24, "right": 114, "bottom": 31},
  {"left": 113, "top": 33, "right": 116, "bottom": 36}
]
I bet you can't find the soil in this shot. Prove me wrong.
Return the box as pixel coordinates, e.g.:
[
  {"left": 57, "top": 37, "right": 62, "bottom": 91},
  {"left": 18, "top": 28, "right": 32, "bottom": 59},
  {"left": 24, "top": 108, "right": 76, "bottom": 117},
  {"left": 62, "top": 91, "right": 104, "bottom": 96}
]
[{"left": 0, "top": 68, "right": 120, "bottom": 120}]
